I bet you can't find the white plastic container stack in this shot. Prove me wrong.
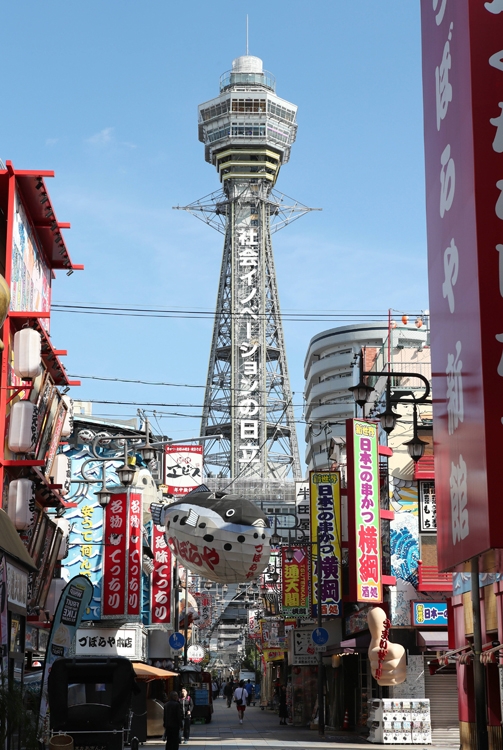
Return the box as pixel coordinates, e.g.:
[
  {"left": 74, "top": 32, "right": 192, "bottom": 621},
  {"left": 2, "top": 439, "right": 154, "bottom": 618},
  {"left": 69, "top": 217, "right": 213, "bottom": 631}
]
[
  {"left": 8, "top": 400, "right": 36, "bottom": 453},
  {"left": 13, "top": 328, "right": 42, "bottom": 380},
  {"left": 7, "top": 478, "right": 35, "bottom": 530}
]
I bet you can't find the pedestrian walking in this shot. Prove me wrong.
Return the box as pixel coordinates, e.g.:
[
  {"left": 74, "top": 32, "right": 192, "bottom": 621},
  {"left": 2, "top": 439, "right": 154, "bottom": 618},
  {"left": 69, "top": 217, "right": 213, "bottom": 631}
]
[
  {"left": 233, "top": 680, "right": 247, "bottom": 724},
  {"left": 179, "top": 688, "right": 193, "bottom": 745},
  {"left": 278, "top": 685, "right": 288, "bottom": 725},
  {"left": 163, "top": 691, "right": 184, "bottom": 750},
  {"left": 212, "top": 680, "right": 218, "bottom": 700},
  {"left": 223, "top": 679, "right": 234, "bottom": 707},
  {"left": 244, "top": 679, "right": 253, "bottom": 707}
]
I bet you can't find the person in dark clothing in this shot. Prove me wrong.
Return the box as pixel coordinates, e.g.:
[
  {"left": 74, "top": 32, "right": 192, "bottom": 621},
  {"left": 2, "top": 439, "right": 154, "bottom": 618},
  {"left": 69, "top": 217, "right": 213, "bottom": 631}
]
[
  {"left": 223, "top": 679, "right": 234, "bottom": 707},
  {"left": 179, "top": 688, "right": 193, "bottom": 745},
  {"left": 278, "top": 685, "right": 288, "bottom": 725},
  {"left": 163, "top": 691, "right": 184, "bottom": 750}
]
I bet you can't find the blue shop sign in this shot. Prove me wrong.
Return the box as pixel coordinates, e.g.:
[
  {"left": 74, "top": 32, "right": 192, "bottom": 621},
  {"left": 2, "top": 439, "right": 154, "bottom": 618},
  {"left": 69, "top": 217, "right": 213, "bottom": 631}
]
[{"left": 411, "top": 601, "right": 448, "bottom": 626}]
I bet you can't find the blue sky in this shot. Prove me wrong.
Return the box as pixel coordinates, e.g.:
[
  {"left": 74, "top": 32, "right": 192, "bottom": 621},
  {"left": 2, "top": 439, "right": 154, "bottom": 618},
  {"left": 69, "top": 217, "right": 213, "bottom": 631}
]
[{"left": 2, "top": 1, "right": 427, "bottom": 466}]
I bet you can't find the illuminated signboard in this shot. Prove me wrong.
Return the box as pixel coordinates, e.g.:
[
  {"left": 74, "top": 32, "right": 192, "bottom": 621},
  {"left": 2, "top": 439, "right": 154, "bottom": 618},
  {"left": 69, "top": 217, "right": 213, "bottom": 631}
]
[
  {"left": 281, "top": 547, "right": 309, "bottom": 617},
  {"left": 346, "top": 419, "right": 382, "bottom": 604},
  {"left": 411, "top": 601, "right": 448, "bottom": 627},
  {"left": 309, "top": 471, "right": 342, "bottom": 617}
]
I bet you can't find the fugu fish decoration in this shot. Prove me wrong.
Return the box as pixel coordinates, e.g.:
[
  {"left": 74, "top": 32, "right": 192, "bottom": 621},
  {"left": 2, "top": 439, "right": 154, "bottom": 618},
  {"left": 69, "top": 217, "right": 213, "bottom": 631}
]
[{"left": 150, "top": 485, "right": 271, "bottom": 584}]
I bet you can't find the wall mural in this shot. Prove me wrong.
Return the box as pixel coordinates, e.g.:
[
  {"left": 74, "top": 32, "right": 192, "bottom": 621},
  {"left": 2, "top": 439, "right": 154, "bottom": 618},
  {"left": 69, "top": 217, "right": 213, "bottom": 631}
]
[
  {"left": 61, "top": 445, "right": 122, "bottom": 620},
  {"left": 389, "top": 478, "right": 420, "bottom": 625}
]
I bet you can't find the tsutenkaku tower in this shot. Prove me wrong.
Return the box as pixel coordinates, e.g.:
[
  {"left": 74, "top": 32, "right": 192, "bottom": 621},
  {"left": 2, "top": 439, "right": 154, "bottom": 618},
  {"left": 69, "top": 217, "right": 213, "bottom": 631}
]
[{"left": 178, "top": 54, "right": 315, "bottom": 480}]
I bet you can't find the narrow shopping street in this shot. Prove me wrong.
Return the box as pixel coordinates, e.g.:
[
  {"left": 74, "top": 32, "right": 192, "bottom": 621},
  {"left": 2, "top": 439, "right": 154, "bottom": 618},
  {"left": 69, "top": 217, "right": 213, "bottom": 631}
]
[{"left": 144, "top": 695, "right": 459, "bottom": 750}]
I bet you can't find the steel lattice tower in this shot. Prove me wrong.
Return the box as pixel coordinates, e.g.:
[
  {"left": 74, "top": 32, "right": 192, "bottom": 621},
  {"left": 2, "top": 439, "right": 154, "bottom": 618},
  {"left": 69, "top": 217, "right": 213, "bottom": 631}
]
[{"left": 177, "top": 55, "right": 316, "bottom": 480}]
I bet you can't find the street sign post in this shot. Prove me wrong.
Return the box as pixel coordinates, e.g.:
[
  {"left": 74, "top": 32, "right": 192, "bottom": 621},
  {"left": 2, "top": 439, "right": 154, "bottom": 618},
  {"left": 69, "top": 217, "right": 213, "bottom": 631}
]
[
  {"left": 169, "top": 632, "right": 186, "bottom": 651},
  {"left": 311, "top": 627, "right": 329, "bottom": 646}
]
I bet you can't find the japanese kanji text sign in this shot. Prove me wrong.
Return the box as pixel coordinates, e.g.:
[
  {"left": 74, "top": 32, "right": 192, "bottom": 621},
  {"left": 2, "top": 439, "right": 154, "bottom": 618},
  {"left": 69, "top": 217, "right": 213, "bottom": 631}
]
[
  {"left": 164, "top": 445, "right": 203, "bottom": 495},
  {"left": 309, "top": 471, "right": 342, "bottom": 618},
  {"left": 127, "top": 492, "right": 142, "bottom": 616},
  {"left": 281, "top": 547, "right": 309, "bottom": 617},
  {"left": 346, "top": 420, "right": 382, "bottom": 603},
  {"left": 421, "top": 0, "right": 503, "bottom": 568},
  {"left": 102, "top": 493, "right": 128, "bottom": 617},
  {"left": 151, "top": 523, "right": 172, "bottom": 624}
]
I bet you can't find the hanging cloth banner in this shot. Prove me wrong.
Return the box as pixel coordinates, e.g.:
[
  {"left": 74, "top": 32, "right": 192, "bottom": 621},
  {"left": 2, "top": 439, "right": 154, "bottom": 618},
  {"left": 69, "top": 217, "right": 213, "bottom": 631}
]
[{"left": 38, "top": 575, "right": 94, "bottom": 741}]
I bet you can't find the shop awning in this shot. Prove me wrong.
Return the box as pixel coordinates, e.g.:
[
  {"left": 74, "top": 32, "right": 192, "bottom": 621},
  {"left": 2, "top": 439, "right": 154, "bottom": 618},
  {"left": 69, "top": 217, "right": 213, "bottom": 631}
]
[
  {"left": 417, "top": 631, "right": 449, "bottom": 649},
  {"left": 132, "top": 662, "right": 177, "bottom": 681},
  {"left": 0, "top": 509, "right": 37, "bottom": 571},
  {"left": 338, "top": 633, "right": 371, "bottom": 650}
]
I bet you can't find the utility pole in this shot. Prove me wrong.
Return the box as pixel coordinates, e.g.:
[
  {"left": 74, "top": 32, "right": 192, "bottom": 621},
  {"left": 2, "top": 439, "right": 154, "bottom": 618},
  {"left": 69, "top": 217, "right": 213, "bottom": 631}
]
[
  {"left": 183, "top": 567, "right": 189, "bottom": 666},
  {"left": 471, "top": 556, "right": 488, "bottom": 750},
  {"left": 317, "top": 527, "right": 325, "bottom": 737}
]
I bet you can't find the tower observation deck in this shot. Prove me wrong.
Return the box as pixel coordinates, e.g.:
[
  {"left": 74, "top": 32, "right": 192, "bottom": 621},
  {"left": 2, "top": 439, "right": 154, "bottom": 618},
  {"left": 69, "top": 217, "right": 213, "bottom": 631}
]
[{"left": 177, "top": 54, "right": 317, "bottom": 480}]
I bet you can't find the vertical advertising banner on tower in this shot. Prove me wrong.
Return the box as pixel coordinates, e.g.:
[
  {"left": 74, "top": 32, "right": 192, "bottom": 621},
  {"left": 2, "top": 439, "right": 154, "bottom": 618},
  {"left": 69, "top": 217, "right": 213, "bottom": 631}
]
[
  {"left": 164, "top": 445, "right": 203, "bottom": 495},
  {"left": 346, "top": 419, "right": 382, "bottom": 603},
  {"left": 151, "top": 523, "right": 171, "bottom": 624},
  {"left": 281, "top": 547, "right": 310, "bottom": 617},
  {"left": 126, "top": 492, "right": 142, "bottom": 616},
  {"left": 309, "top": 471, "right": 341, "bottom": 618},
  {"left": 102, "top": 493, "right": 128, "bottom": 617},
  {"left": 421, "top": 0, "right": 503, "bottom": 569}
]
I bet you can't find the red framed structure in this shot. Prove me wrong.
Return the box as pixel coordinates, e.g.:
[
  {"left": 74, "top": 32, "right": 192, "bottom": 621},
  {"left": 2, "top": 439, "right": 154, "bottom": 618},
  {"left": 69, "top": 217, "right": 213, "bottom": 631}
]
[{"left": 0, "top": 161, "right": 83, "bottom": 509}]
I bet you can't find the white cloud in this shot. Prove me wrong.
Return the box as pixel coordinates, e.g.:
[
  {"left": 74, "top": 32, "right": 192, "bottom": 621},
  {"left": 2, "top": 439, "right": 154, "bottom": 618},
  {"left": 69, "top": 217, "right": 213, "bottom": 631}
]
[
  {"left": 86, "top": 127, "right": 114, "bottom": 146},
  {"left": 45, "top": 138, "right": 59, "bottom": 147}
]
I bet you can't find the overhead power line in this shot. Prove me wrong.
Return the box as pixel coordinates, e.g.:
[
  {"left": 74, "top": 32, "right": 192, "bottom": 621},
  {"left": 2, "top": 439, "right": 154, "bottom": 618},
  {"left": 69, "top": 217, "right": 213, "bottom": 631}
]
[{"left": 51, "top": 302, "right": 426, "bottom": 323}]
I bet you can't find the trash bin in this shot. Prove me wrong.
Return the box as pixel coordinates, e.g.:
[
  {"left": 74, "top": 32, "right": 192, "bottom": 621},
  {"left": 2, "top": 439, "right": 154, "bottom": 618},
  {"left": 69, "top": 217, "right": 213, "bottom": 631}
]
[{"left": 49, "top": 735, "right": 74, "bottom": 750}]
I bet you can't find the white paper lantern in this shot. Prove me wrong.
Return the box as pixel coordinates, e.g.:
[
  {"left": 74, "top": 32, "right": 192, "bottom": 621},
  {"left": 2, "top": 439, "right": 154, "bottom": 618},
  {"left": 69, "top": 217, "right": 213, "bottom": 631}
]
[
  {"left": 60, "top": 396, "right": 74, "bottom": 438},
  {"left": 54, "top": 517, "right": 70, "bottom": 560},
  {"left": 50, "top": 453, "right": 71, "bottom": 495},
  {"left": 7, "top": 479, "right": 35, "bottom": 530},
  {"left": 13, "top": 328, "right": 42, "bottom": 380},
  {"left": 8, "top": 400, "right": 36, "bottom": 453},
  {"left": 45, "top": 578, "right": 66, "bottom": 616}
]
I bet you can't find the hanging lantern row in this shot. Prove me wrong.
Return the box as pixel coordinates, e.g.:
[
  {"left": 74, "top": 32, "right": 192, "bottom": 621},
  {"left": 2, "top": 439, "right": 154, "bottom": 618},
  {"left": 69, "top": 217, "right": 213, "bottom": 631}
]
[
  {"left": 7, "top": 395, "right": 73, "bottom": 455},
  {"left": 13, "top": 329, "right": 42, "bottom": 381}
]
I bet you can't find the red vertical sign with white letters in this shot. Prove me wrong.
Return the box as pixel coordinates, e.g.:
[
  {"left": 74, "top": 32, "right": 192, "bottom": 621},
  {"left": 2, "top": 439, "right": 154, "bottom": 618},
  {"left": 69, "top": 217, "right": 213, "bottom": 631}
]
[
  {"left": 151, "top": 523, "right": 171, "bottom": 624},
  {"left": 102, "top": 493, "right": 128, "bottom": 616},
  {"left": 421, "top": 0, "right": 503, "bottom": 570},
  {"left": 127, "top": 492, "right": 142, "bottom": 616}
]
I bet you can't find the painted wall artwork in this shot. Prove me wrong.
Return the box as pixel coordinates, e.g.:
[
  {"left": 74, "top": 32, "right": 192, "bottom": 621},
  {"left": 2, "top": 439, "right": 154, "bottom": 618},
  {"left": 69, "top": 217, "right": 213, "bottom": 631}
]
[
  {"left": 61, "top": 446, "right": 123, "bottom": 620},
  {"left": 11, "top": 188, "right": 51, "bottom": 326},
  {"left": 390, "top": 478, "right": 419, "bottom": 586}
]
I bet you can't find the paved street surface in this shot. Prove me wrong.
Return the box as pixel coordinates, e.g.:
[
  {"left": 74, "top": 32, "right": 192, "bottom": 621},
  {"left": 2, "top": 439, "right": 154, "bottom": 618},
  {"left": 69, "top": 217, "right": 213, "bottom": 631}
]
[{"left": 144, "top": 696, "right": 459, "bottom": 750}]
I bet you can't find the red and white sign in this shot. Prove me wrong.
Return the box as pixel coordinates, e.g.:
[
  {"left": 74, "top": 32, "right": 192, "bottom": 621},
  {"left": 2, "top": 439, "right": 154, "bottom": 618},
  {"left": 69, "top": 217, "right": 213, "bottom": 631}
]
[
  {"left": 151, "top": 523, "right": 171, "bottom": 624},
  {"left": 164, "top": 445, "right": 203, "bottom": 495},
  {"left": 102, "top": 493, "right": 128, "bottom": 616},
  {"left": 127, "top": 492, "right": 142, "bottom": 616},
  {"left": 194, "top": 590, "right": 211, "bottom": 629},
  {"left": 421, "top": 0, "right": 503, "bottom": 569}
]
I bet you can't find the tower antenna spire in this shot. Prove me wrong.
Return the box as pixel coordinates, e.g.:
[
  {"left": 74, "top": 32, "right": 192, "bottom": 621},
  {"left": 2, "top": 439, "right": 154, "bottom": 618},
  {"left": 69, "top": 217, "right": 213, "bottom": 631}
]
[{"left": 246, "top": 15, "right": 249, "bottom": 55}]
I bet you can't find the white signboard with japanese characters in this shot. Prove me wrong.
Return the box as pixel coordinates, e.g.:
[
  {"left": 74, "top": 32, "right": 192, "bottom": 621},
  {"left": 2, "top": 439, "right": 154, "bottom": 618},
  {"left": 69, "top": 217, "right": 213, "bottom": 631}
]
[
  {"left": 76, "top": 627, "right": 142, "bottom": 659},
  {"left": 288, "top": 628, "right": 317, "bottom": 666}
]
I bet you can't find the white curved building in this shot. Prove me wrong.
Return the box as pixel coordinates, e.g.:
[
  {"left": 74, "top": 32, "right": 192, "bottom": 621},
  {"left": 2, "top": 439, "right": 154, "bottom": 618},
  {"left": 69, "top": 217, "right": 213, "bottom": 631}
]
[{"left": 304, "top": 323, "right": 388, "bottom": 469}]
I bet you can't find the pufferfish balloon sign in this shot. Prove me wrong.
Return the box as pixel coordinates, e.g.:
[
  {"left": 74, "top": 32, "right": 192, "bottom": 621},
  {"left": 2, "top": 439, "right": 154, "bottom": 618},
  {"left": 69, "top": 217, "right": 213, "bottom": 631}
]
[{"left": 150, "top": 485, "right": 271, "bottom": 584}]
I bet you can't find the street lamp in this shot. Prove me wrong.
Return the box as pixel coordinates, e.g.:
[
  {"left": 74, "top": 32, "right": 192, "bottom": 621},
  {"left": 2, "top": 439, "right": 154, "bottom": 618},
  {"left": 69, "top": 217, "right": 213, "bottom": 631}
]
[
  {"left": 350, "top": 350, "right": 431, "bottom": 462},
  {"left": 403, "top": 404, "right": 428, "bottom": 463}
]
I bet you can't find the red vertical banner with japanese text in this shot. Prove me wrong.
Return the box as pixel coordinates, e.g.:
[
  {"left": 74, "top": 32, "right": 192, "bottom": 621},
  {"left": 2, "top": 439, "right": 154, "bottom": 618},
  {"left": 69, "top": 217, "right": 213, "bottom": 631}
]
[
  {"left": 281, "top": 547, "right": 310, "bottom": 617},
  {"left": 346, "top": 419, "right": 382, "bottom": 603},
  {"left": 102, "top": 492, "right": 128, "bottom": 617},
  {"left": 151, "top": 523, "right": 171, "bottom": 624},
  {"left": 309, "top": 471, "right": 341, "bottom": 618},
  {"left": 126, "top": 492, "right": 142, "bottom": 616},
  {"left": 421, "top": 1, "right": 503, "bottom": 569}
]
